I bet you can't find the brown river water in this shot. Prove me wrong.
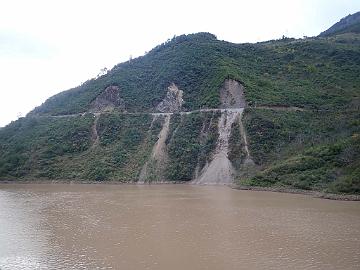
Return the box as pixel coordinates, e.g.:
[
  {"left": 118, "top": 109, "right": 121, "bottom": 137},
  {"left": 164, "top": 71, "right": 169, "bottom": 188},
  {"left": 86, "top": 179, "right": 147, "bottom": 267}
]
[{"left": 0, "top": 184, "right": 359, "bottom": 270}]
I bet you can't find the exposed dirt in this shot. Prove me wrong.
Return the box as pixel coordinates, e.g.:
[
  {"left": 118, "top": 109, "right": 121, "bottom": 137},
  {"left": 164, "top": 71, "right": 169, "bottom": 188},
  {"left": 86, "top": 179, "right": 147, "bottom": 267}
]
[
  {"left": 220, "top": 79, "right": 246, "bottom": 108},
  {"left": 152, "top": 114, "right": 170, "bottom": 162},
  {"left": 138, "top": 114, "right": 171, "bottom": 183},
  {"left": 91, "top": 85, "right": 125, "bottom": 112},
  {"left": 194, "top": 112, "right": 215, "bottom": 179},
  {"left": 156, "top": 83, "right": 184, "bottom": 113},
  {"left": 193, "top": 109, "right": 242, "bottom": 184},
  {"left": 90, "top": 114, "right": 100, "bottom": 149},
  {"left": 194, "top": 153, "right": 234, "bottom": 185},
  {"left": 238, "top": 114, "right": 255, "bottom": 165}
]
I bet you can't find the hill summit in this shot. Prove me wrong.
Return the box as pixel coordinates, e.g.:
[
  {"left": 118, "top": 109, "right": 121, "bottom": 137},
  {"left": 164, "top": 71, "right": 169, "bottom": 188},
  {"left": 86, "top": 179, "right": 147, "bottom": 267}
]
[
  {"left": 319, "top": 11, "right": 360, "bottom": 37},
  {"left": 0, "top": 17, "right": 359, "bottom": 195}
]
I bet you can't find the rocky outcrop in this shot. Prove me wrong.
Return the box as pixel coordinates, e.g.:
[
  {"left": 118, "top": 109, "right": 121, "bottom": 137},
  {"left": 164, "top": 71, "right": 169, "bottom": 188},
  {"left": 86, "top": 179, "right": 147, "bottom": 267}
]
[
  {"left": 91, "top": 85, "right": 125, "bottom": 112},
  {"left": 220, "top": 79, "right": 246, "bottom": 108},
  {"left": 156, "top": 83, "right": 184, "bottom": 113}
]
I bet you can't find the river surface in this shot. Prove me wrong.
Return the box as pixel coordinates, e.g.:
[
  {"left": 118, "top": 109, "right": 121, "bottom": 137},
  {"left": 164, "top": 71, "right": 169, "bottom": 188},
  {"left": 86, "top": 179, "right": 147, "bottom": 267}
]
[{"left": 0, "top": 184, "right": 359, "bottom": 270}]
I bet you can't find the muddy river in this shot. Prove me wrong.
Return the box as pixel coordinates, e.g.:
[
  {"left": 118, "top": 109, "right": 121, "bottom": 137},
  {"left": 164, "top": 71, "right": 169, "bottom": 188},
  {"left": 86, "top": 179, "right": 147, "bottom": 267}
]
[{"left": 0, "top": 184, "right": 359, "bottom": 269}]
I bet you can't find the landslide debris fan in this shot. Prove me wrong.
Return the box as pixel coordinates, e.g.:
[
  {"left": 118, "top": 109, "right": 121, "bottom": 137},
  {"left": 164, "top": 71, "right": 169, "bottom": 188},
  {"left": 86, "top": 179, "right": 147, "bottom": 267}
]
[
  {"left": 0, "top": 77, "right": 252, "bottom": 184},
  {"left": 1, "top": 14, "right": 360, "bottom": 194}
]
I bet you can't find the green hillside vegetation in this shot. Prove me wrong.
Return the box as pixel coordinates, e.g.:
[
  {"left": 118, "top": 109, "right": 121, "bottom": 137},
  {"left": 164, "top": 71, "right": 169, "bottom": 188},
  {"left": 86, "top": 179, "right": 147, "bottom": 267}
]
[
  {"left": 30, "top": 32, "right": 360, "bottom": 115},
  {"left": 0, "top": 115, "right": 94, "bottom": 179},
  {"left": 0, "top": 112, "right": 220, "bottom": 182},
  {"left": 240, "top": 109, "right": 360, "bottom": 193},
  {"left": 166, "top": 112, "right": 220, "bottom": 181},
  {"left": 319, "top": 12, "right": 360, "bottom": 37},
  {"left": 1, "top": 17, "right": 360, "bottom": 195}
]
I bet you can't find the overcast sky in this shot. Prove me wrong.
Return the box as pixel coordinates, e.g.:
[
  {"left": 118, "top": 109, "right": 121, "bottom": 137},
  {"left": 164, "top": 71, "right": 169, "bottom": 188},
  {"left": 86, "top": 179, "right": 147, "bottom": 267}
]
[{"left": 0, "top": 0, "right": 359, "bottom": 127}]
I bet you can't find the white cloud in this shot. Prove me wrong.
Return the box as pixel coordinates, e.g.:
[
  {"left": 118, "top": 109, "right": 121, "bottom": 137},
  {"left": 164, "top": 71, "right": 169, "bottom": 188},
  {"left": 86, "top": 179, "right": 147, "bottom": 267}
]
[{"left": 0, "top": 0, "right": 359, "bottom": 126}]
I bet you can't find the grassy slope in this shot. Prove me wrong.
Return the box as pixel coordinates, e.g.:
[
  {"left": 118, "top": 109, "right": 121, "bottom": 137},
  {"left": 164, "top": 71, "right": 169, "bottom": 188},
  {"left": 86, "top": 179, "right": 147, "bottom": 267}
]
[
  {"left": 166, "top": 112, "right": 220, "bottom": 181},
  {"left": 241, "top": 109, "right": 360, "bottom": 193},
  {"left": 29, "top": 33, "right": 360, "bottom": 115},
  {"left": 0, "top": 115, "right": 94, "bottom": 179},
  {"left": 0, "top": 32, "right": 359, "bottom": 193},
  {"left": 0, "top": 112, "right": 219, "bottom": 182}
]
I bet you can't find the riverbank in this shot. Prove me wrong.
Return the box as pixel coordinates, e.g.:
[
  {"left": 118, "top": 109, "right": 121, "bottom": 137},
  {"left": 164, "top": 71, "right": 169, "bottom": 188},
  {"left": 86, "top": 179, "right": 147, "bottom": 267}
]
[
  {"left": 1, "top": 179, "right": 359, "bottom": 201},
  {"left": 232, "top": 185, "right": 360, "bottom": 201}
]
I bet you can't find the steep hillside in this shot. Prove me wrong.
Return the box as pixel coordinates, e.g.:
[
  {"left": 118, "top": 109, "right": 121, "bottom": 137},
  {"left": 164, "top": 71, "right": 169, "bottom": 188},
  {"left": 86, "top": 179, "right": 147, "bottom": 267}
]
[
  {"left": 1, "top": 22, "right": 360, "bottom": 194},
  {"left": 319, "top": 12, "right": 360, "bottom": 37},
  {"left": 29, "top": 31, "right": 360, "bottom": 115},
  {"left": 242, "top": 109, "right": 360, "bottom": 193}
]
